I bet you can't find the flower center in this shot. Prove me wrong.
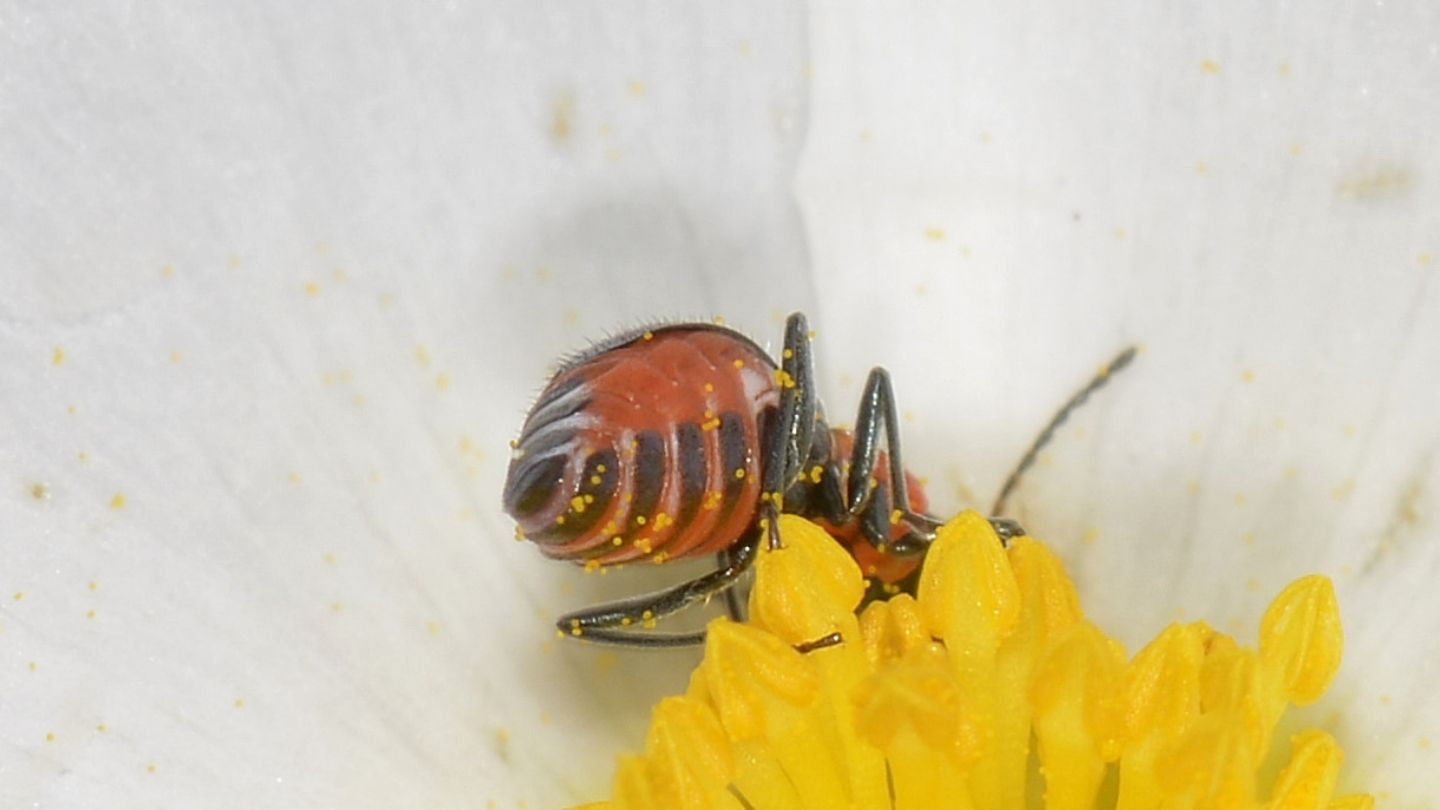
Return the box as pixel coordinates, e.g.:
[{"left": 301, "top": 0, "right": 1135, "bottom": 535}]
[{"left": 576, "top": 512, "right": 1370, "bottom": 809}]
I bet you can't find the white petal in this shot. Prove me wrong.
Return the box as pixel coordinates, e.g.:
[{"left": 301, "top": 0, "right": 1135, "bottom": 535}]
[{"left": 1, "top": 6, "right": 811, "bottom": 808}]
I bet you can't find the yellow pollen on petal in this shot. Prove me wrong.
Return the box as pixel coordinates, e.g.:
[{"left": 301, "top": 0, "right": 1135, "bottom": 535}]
[{"left": 578, "top": 513, "right": 1371, "bottom": 810}]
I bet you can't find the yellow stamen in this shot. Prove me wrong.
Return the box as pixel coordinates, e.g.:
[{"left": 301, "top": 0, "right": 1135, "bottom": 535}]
[{"left": 579, "top": 513, "right": 1369, "bottom": 809}]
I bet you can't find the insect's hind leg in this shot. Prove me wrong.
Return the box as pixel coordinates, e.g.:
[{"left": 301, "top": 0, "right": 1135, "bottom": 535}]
[
  {"left": 990, "top": 346, "right": 1138, "bottom": 517},
  {"left": 759, "top": 312, "right": 821, "bottom": 550},
  {"left": 555, "top": 529, "right": 761, "bottom": 648}
]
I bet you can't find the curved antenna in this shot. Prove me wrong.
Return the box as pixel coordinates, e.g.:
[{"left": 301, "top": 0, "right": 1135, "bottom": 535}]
[{"left": 991, "top": 346, "right": 1138, "bottom": 516}]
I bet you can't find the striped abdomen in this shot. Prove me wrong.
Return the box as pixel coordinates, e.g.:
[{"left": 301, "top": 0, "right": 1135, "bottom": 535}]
[{"left": 503, "top": 325, "right": 779, "bottom": 565}]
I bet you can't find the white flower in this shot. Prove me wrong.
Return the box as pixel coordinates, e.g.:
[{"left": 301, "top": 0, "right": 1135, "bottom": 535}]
[{"left": 2, "top": 5, "right": 1435, "bottom": 808}]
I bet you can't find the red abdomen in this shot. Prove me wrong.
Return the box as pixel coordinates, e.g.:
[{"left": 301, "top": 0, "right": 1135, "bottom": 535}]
[{"left": 504, "top": 326, "right": 779, "bottom": 565}]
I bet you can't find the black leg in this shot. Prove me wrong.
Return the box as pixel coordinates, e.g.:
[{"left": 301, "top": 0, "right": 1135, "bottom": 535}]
[
  {"left": 759, "top": 313, "right": 821, "bottom": 550},
  {"left": 830, "top": 366, "right": 1022, "bottom": 556},
  {"left": 840, "top": 367, "right": 940, "bottom": 551},
  {"left": 990, "top": 346, "right": 1137, "bottom": 516},
  {"left": 555, "top": 530, "right": 762, "bottom": 647}
]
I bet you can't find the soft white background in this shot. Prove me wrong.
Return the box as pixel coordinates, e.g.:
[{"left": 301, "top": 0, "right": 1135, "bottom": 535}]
[{"left": 2, "top": 3, "right": 1436, "bottom": 808}]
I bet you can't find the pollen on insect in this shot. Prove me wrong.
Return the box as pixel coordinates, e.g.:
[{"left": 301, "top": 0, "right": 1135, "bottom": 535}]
[
  {"left": 642, "top": 330, "right": 654, "bottom": 341},
  {"left": 782, "top": 348, "right": 794, "bottom": 359},
  {"left": 889, "top": 509, "right": 903, "bottom": 526},
  {"left": 809, "top": 465, "right": 824, "bottom": 484},
  {"left": 596, "top": 464, "right": 607, "bottom": 473},
  {"left": 651, "top": 551, "right": 670, "bottom": 564},
  {"left": 590, "top": 475, "right": 602, "bottom": 485},
  {"left": 702, "top": 417, "right": 721, "bottom": 431},
  {"left": 514, "top": 526, "right": 526, "bottom": 542},
  {"left": 732, "top": 359, "right": 745, "bottom": 368},
  {"left": 635, "top": 515, "right": 647, "bottom": 525},
  {"left": 635, "top": 538, "right": 653, "bottom": 554},
  {"left": 703, "top": 382, "right": 715, "bottom": 393},
  {"left": 583, "top": 559, "right": 602, "bottom": 573},
  {"left": 734, "top": 468, "right": 746, "bottom": 479},
  {"left": 570, "top": 496, "right": 587, "bottom": 513},
  {"left": 612, "top": 536, "right": 623, "bottom": 546},
  {"left": 554, "top": 515, "right": 567, "bottom": 525}
]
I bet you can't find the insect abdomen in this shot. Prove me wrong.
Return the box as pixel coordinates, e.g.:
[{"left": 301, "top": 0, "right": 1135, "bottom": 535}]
[{"left": 504, "top": 326, "right": 779, "bottom": 565}]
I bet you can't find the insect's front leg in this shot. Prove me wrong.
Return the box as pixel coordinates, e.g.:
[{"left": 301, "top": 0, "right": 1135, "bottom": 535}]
[
  {"left": 839, "top": 366, "right": 940, "bottom": 555},
  {"left": 837, "top": 367, "right": 1021, "bottom": 555}
]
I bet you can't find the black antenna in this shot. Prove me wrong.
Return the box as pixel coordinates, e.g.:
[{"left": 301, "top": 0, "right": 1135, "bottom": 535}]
[{"left": 991, "top": 346, "right": 1138, "bottom": 516}]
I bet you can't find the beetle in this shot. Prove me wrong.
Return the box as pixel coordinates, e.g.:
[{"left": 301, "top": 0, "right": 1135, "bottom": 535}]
[{"left": 503, "top": 312, "right": 1133, "bottom": 647}]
